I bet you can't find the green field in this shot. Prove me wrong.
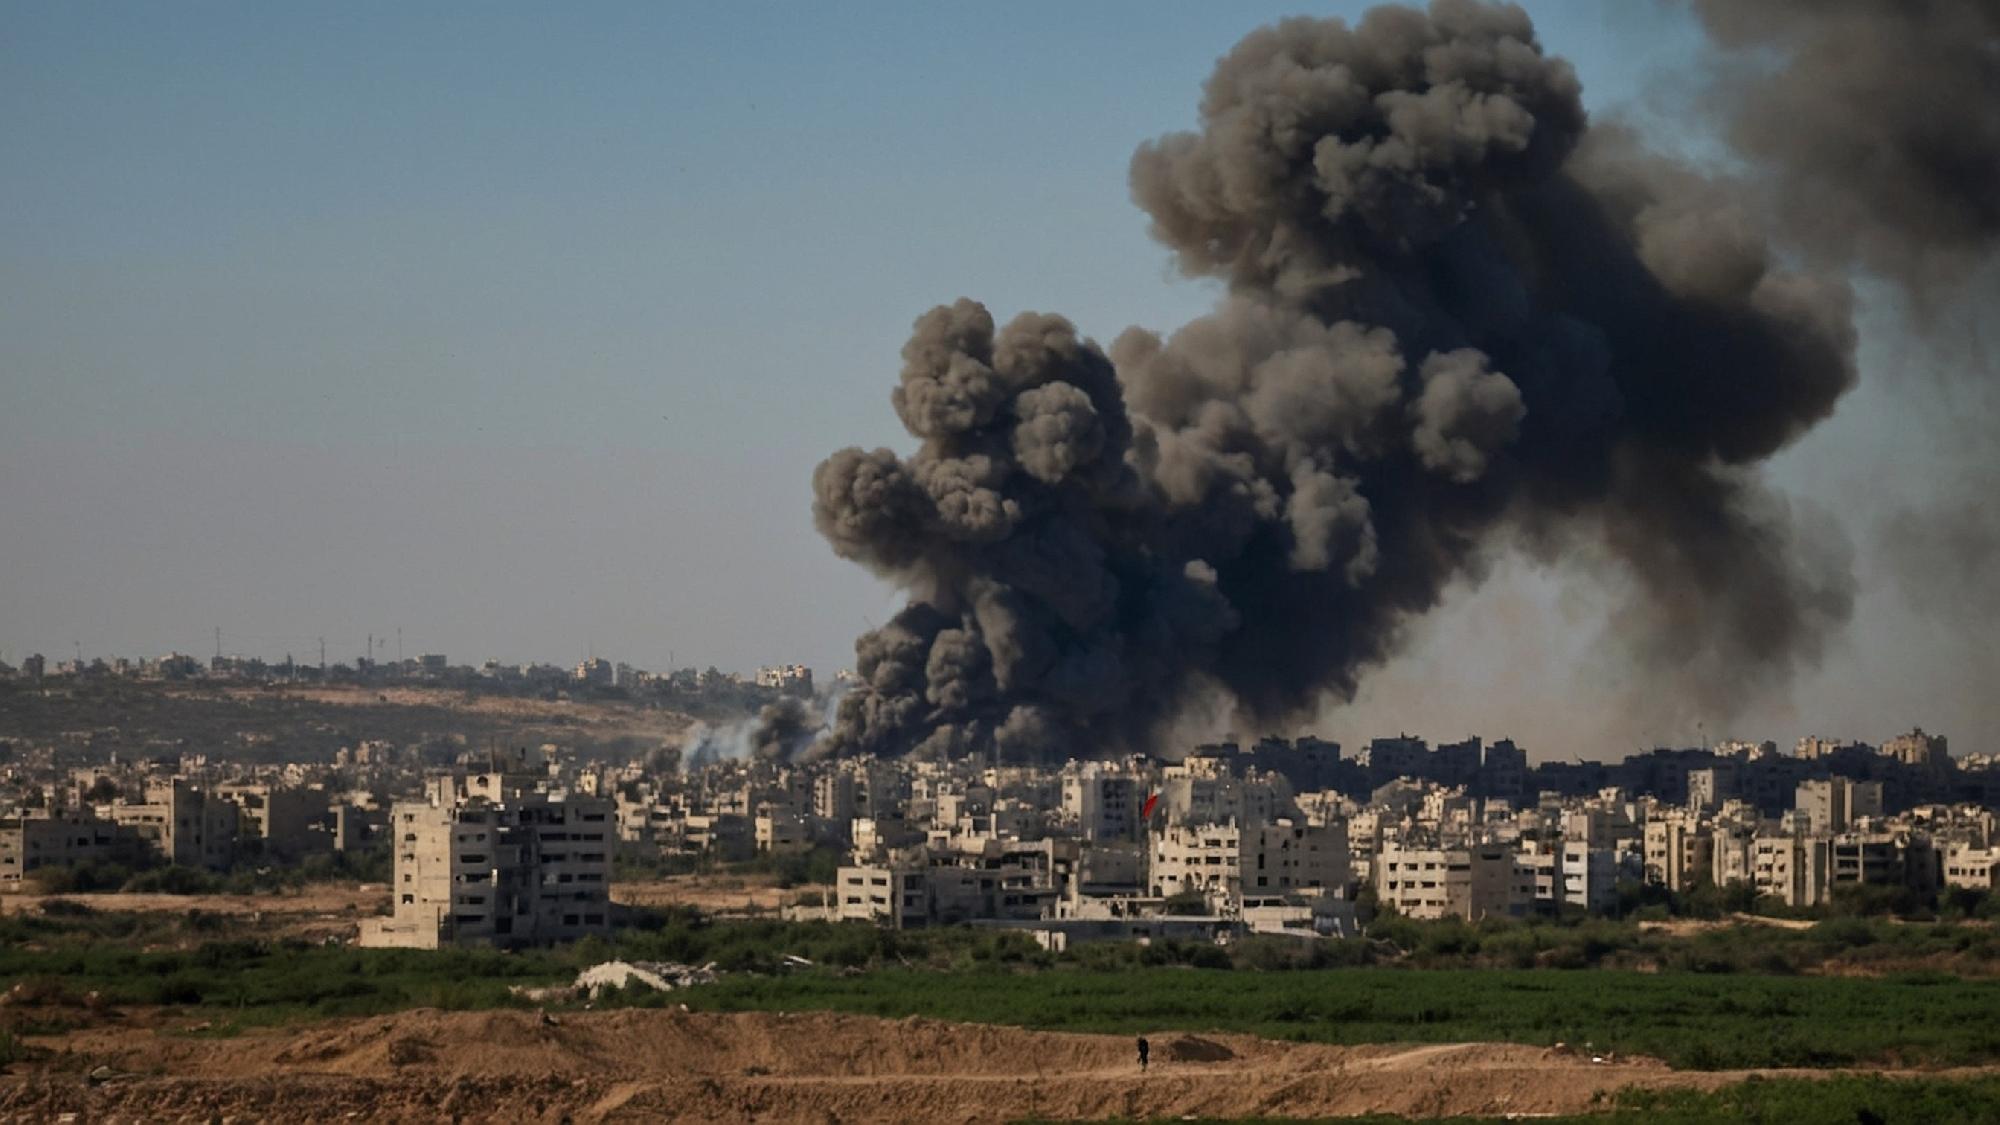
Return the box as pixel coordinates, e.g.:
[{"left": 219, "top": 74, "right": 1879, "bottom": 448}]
[
  {"left": 676, "top": 965, "right": 2000, "bottom": 1070},
  {"left": 8, "top": 905, "right": 2000, "bottom": 1070}
]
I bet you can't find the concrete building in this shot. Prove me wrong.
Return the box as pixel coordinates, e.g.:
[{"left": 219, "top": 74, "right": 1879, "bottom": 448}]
[
  {"left": 1062, "top": 765, "right": 1139, "bottom": 842},
  {"left": 755, "top": 810, "right": 809, "bottom": 855},
  {"left": 1944, "top": 843, "right": 2000, "bottom": 892},
  {"left": 837, "top": 839, "right": 1063, "bottom": 929},
  {"left": 755, "top": 663, "right": 814, "bottom": 692},
  {"left": 360, "top": 789, "right": 615, "bottom": 949},
  {"left": 0, "top": 811, "right": 144, "bottom": 884},
  {"left": 1148, "top": 819, "right": 1347, "bottom": 903},
  {"left": 109, "top": 780, "right": 239, "bottom": 870},
  {"left": 1644, "top": 814, "right": 1713, "bottom": 893},
  {"left": 1883, "top": 729, "right": 1949, "bottom": 772},
  {"left": 1795, "top": 779, "right": 1885, "bottom": 834},
  {"left": 216, "top": 782, "right": 331, "bottom": 862},
  {"left": 1751, "top": 834, "right": 1830, "bottom": 908},
  {"left": 1375, "top": 843, "right": 1530, "bottom": 921}
]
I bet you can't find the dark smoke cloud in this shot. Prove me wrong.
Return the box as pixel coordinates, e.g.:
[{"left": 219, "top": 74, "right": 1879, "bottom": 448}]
[
  {"left": 812, "top": 0, "right": 1863, "bottom": 762},
  {"left": 1687, "top": 1, "right": 2000, "bottom": 716},
  {"left": 1691, "top": 0, "right": 2000, "bottom": 303}
]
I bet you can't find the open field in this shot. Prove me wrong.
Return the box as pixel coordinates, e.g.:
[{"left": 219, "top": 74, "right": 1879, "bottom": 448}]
[
  {"left": 8, "top": 1007, "right": 2000, "bottom": 1123},
  {"left": 612, "top": 874, "right": 791, "bottom": 915},
  {"left": 7, "top": 909, "right": 2000, "bottom": 1119},
  {"left": 675, "top": 965, "right": 2000, "bottom": 1070},
  {"left": 6, "top": 917, "right": 2000, "bottom": 1070}
]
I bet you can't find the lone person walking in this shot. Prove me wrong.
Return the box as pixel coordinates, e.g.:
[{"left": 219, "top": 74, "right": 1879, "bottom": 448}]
[{"left": 1137, "top": 1036, "right": 1150, "bottom": 1072}]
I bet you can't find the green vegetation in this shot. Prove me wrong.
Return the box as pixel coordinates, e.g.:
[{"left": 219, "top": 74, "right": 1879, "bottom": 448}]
[
  {"left": 7, "top": 903, "right": 2000, "bottom": 1069},
  {"left": 31, "top": 847, "right": 393, "bottom": 896},
  {"left": 676, "top": 965, "right": 2000, "bottom": 1069},
  {"left": 1355, "top": 911, "right": 2000, "bottom": 974},
  {"left": 1027, "top": 1074, "right": 2000, "bottom": 1124}
]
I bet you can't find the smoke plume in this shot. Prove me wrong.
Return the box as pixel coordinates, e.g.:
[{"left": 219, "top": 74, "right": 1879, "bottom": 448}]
[
  {"left": 812, "top": 0, "right": 1873, "bottom": 762},
  {"left": 1691, "top": 0, "right": 2000, "bottom": 305},
  {"left": 683, "top": 695, "right": 828, "bottom": 766}
]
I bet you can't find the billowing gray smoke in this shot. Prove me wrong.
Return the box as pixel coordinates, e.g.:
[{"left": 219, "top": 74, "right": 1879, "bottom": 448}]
[
  {"left": 1691, "top": 0, "right": 2000, "bottom": 690},
  {"left": 1692, "top": 0, "right": 2000, "bottom": 303},
  {"left": 811, "top": 0, "right": 1870, "bottom": 763}
]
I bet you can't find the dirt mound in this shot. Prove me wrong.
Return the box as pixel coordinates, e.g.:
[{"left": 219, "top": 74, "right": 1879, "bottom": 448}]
[
  {"left": 1162, "top": 1035, "right": 1234, "bottom": 1063},
  {"left": 0, "top": 1007, "right": 1961, "bottom": 1123}
]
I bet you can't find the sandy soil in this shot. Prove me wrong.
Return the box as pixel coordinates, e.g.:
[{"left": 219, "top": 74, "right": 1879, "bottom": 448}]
[
  {"left": 1, "top": 885, "right": 390, "bottom": 946},
  {"left": 612, "top": 874, "right": 792, "bottom": 915},
  {"left": 0, "top": 886, "right": 387, "bottom": 919},
  {"left": 0, "top": 1007, "right": 1972, "bottom": 1123}
]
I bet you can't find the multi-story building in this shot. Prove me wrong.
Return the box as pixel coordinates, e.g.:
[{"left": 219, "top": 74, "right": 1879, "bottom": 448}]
[
  {"left": 836, "top": 839, "right": 1063, "bottom": 929},
  {"left": 1148, "top": 819, "right": 1347, "bottom": 903},
  {"left": 755, "top": 810, "right": 809, "bottom": 855},
  {"left": 1751, "top": 834, "right": 1830, "bottom": 908},
  {"left": 360, "top": 788, "right": 615, "bottom": 949},
  {"left": 1882, "top": 729, "right": 1949, "bottom": 772},
  {"left": 109, "top": 780, "right": 239, "bottom": 870},
  {"left": 0, "top": 811, "right": 145, "bottom": 884},
  {"left": 1795, "top": 778, "right": 1885, "bottom": 834},
  {"left": 1644, "top": 813, "right": 1713, "bottom": 892},
  {"left": 1374, "top": 843, "right": 1530, "bottom": 921},
  {"left": 1062, "top": 764, "right": 1139, "bottom": 842},
  {"left": 755, "top": 664, "right": 813, "bottom": 692},
  {"left": 1944, "top": 843, "right": 2000, "bottom": 892},
  {"left": 216, "top": 782, "right": 331, "bottom": 862}
]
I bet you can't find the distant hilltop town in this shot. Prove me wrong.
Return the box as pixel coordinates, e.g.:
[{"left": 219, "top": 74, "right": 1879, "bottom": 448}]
[{"left": 0, "top": 648, "right": 817, "bottom": 700}]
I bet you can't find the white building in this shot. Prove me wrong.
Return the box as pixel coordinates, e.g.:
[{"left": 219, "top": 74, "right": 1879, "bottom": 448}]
[
  {"left": 360, "top": 785, "right": 615, "bottom": 949},
  {"left": 1374, "top": 843, "right": 1530, "bottom": 921}
]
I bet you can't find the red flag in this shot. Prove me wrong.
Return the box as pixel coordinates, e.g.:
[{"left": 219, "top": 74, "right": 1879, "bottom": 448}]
[{"left": 1141, "top": 792, "right": 1159, "bottom": 821}]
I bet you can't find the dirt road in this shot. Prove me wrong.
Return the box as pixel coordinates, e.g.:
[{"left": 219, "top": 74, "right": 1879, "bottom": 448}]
[{"left": 0, "top": 1007, "right": 1960, "bottom": 1122}]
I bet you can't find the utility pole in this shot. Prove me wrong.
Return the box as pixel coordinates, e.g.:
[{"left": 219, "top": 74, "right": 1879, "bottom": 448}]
[
  {"left": 397, "top": 627, "right": 403, "bottom": 664},
  {"left": 214, "top": 626, "right": 222, "bottom": 663},
  {"left": 318, "top": 636, "right": 326, "bottom": 673}
]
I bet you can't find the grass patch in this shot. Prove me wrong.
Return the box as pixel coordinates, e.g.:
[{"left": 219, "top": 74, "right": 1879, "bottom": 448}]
[{"left": 675, "top": 965, "right": 2000, "bottom": 1069}]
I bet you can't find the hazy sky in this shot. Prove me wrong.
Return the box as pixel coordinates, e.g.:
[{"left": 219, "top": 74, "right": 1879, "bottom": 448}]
[{"left": 1, "top": 3, "right": 1981, "bottom": 759}]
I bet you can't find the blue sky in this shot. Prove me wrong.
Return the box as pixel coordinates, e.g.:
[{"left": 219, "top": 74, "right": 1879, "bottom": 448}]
[{"left": 4, "top": 2, "right": 1965, "bottom": 758}]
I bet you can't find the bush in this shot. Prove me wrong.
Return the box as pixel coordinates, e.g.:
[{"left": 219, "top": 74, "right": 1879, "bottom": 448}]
[
  {"left": 124, "top": 865, "right": 226, "bottom": 895},
  {"left": 33, "top": 861, "right": 132, "bottom": 894}
]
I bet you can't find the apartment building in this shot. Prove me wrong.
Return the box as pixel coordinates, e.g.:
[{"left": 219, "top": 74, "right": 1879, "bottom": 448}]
[
  {"left": 1751, "top": 834, "right": 1830, "bottom": 908},
  {"left": 1062, "top": 765, "right": 1139, "bottom": 842},
  {"left": 0, "top": 811, "right": 144, "bottom": 884},
  {"left": 215, "top": 782, "right": 331, "bottom": 862},
  {"left": 1644, "top": 814, "right": 1713, "bottom": 892},
  {"left": 1944, "top": 843, "right": 2000, "bottom": 891},
  {"left": 1148, "top": 819, "right": 1348, "bottom": 902},
  {"left": 109, "top": 780, "right": 239, "bottom": 870},
  {"left": 1374, "top": 843, "right": 1530, "bottom": 921},
  {"left": 360, "top": 790, "right": 615, "bottom": 949},
  {"left": 836, "top": 839, "right": 1063, "bottom": 929}
]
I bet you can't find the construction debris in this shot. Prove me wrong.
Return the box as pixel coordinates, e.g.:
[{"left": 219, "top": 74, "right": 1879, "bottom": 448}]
[{"left": 572, "top": 960, "right": 720, "bottom": 998}]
